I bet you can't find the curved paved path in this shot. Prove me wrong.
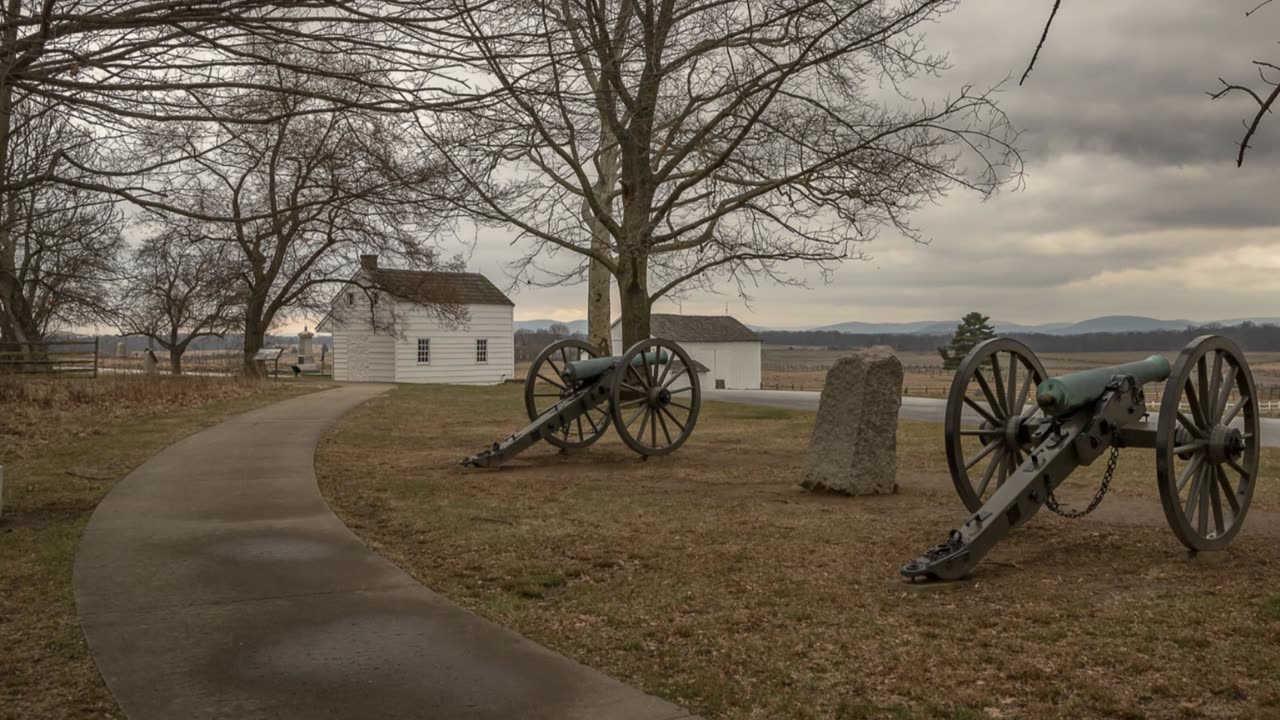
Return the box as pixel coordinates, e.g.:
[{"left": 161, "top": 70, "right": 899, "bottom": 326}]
[{"left": 73, "top": 384, "right": 696, "bottom": 720}]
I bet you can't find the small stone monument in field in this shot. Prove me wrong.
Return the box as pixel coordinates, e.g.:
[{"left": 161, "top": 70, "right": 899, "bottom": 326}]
[{"left": 801, "top": 346, "right": 903, "bottom": 495}]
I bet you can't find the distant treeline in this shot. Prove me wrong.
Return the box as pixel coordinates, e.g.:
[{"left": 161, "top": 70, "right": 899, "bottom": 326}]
[{"left": 760, "top": 322, "right": 1280, "bottom": 354}]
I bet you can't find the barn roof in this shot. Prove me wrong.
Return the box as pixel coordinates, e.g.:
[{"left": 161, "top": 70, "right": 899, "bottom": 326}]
[
  {"left": 371, "top": 269, "right": 514, "bottom": 307},
  {"left": 615, "top": 314, "right": 760, "bottom": 343}
]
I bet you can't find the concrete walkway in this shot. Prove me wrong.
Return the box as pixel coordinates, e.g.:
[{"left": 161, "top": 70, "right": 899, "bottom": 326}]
[{"left": 73, "top": 385, "right": 696, "bottom": 720}]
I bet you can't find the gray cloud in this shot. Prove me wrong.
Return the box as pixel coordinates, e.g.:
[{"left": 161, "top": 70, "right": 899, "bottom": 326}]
[{"left": 303, "top": 1, "right": 1280, "bottom": 332}]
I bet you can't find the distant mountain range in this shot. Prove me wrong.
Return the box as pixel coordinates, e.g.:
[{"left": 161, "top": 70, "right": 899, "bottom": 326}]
[
  {"left": 514, "top": 318, "right": 589, "bottom": 334},
  {"left": 810, "top": 315, "right": 1280, "bottom": 336},
  {"left": 512, "top": 315, "right": 1280, "bottom": 336}
]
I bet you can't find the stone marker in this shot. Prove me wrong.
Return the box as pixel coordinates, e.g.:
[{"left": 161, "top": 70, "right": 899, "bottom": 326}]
[{"left": 801, "top": 346, "right": 903, "bottom": 495}]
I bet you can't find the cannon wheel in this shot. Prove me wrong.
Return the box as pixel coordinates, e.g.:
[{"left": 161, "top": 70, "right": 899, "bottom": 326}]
[
  {"left": 609, "top": 338, "right": 701, "bottom": 456},
  {"left": 1156, "top": 335, "right": 1259, "bottom": 551},
  {"left": 945, "top": 337, "right": 1049, "bottom": 513},
  {"left": 525, "top": 339, "right": 612, "bottom": 449}
]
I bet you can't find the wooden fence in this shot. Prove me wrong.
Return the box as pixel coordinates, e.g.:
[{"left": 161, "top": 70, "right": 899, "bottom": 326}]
[{"left": 0, "top": 339, "right": 98, "bottom": 376}]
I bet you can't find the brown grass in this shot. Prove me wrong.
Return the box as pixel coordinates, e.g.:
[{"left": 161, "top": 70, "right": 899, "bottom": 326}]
[
  {"left": 0, "top": 375, "right": 327, "bottom": 720},
  {"left": 317, "top": 384, "right": 1280, "bottom": 720}
]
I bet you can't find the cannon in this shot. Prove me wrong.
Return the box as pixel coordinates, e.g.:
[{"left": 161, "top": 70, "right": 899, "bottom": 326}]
[
  {"left": 462, "top": 337, "right": 701, "bottom": 468},
  {"left": 902, "top": 335, "right": 1260, "bottom": 581}
]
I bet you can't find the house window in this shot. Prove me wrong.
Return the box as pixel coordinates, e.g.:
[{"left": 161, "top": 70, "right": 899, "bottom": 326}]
[
  {"left": 346, "top": 292, "right": 355, "bottom": 306},
  {"left": 475, "top": 338, "right": 488, "bottom": 364},
  {"left": 417, "top": 338, "right": 430, "bottom": 364}
]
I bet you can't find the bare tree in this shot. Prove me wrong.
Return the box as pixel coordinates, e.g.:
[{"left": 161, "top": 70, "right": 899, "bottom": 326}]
[
  {"left": 155, "top": 57, "right": 465, "bottom": 375},
  {"left": 115, "top": 224, "right": 241, "bottom": 374},
  {"left": 1021, "top": 0, "right": 1277, "bottom": 166},
  {"left": 0, "top": 99, "right": 122, "bottom": 355},
  {"left": 426, "top": 0, "right": 1021, "bottom": 349},
  {"left": 0, "top": 0, "right": 467, "bottom": 213}
]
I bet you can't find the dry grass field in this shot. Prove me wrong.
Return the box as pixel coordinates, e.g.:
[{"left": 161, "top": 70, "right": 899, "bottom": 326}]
[
  {"left": 0, "top": 375, "right": 327, "bottom": 720},
  {"left": 316, "top": 383, "right": 1280, "bottom": 720}
]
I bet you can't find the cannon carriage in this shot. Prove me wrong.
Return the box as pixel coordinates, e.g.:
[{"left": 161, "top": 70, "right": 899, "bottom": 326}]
[
  {"left": 903, "top": 334, "right": 1260, "bottom": 581},
  {"left": 462, "top": 337, "right": 702, "bottom": 468}
]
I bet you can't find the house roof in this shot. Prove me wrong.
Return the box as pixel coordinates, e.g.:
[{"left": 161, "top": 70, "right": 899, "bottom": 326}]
[
  {"left": 371, "top": 269, "right": 514, "bottom": 307},
  {"left": 613, "top": 314, "right": 760, "bottom": 343}
]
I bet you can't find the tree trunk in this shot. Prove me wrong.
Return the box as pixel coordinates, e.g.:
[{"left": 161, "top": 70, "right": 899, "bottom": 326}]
[
  {"left": 616, "top": 253, "right": 650, "bottom": 351},
  {"left": 587, "top": 248, "right": 612, "bottom": 355},
  {"left": 585, "top": 126, "right": 620, "bottom": 355},
  {"left": 242, "top": 297, "right": 267, "bottom": 377},
  {"left": 168, "top": 335, "right": 184, "bottom": 375}
]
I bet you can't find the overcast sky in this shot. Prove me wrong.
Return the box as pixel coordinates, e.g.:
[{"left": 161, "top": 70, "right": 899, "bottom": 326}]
[{"left": 325, "top": 1, "right": 1280, "bottom": 331}]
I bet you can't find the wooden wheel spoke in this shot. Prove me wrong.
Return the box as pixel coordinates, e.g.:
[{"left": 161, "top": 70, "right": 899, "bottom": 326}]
[
  {"left": 650, "top": 408, "right": 658, "bottom": 447},
  {"left": 669, "top": 387, "right": 693, "bottom": 395},
  {"left": 1197, "top": 466, "right": 1211, "bottom": 536},
  {"left": 1196, "top": 355, "right": 1211, "bottom": 425},
  {"left": 989, "top": 353, "right": 1009, "bottom": 417},
  {"left": 1176, "top": 410, "right": 1204, "bottom": 438},
  {"left": 659, "top": 405, "right": 687, "bottom": 433},
  {"left": 1215, "top": 363, "right": 1238, "bottom": 422},
  {"left": 964, "top": 439, "right": 1003, "bottom": 471},
  {"left": 1209, "top": 463, "right": 1225, "bottom": 534},
  {"left": 628, "top": 364, "right": 650, "bottom": 390},
  {"left": 959, "top": 429, "right": 997, "bottom": 436},
  {"left": 620, "top": 381, "right": 647, "bottom": 395},
  {"left": 976, "top": 450, "right": 1003, "bottom": 497},
  {"left": 1222, "top": 395, "right": 1249, "bottom": 425},
  {"left": 1177, "top": 453, "right": 1204, "bottom": 493},
  {"left": 1005, "top": 354, "right": 1019, "bottom": 418},
  {"left": 1014, "top": 361, "right": 1035, "bottom": 417},
  {"left": 575, "top": 415, "right": 585, "bottom": 442},
  {"left": 538, "top": 373, "right": 566, "bottom": 391},
  {"left": 636, "top": 406, "right": 652, "bottom": 441},
  {"left": 973, "top": 369, "right": 1005, "bottom": 420},
  {"left": 1173, "top": 440, "right": 1205, "bottom": 455},
  {"left": 1184, "top": 467, "right": 1203, "bottom": 516},
  {"left": 963, "top": 395, "right": 1001, "bottom": 426},
  {"left": 1216, "top": 465, "right": 1242, "bottom": 516},
  {"left": 662, "top": 367, "right": 688, "bottom": 391},
  {"left": 1225, "top": 455, "right": 1250, "bottom": 481},
  {"left": 625, "top": 405, "right": 647, "bottom": 430},
  {"left": 1207, "top": 351, "right": 1224, "bottom": 424},
  {"left": 655, "top": 408, "right": 673, "bottom": 445}
]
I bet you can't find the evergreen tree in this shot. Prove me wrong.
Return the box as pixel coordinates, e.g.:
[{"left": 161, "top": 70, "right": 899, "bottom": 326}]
[{"left": 939, "top": 312, "right": 997, "bottom": 370}]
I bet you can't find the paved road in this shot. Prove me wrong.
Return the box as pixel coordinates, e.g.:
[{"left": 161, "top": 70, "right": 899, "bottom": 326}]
[
  {"left": 74, "top": 384, "right": 696, "bottom": 720},
  {"left": 704, "top": 389, "right": 1280, "bottom": 448}
]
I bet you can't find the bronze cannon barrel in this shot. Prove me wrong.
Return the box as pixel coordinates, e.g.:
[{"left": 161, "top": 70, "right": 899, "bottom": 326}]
[
  {"left": 560, "top": 350, "right": 670, "bottom": 382},
  {"left": 1035, "top": 354, "right": 1171, "bottom": 417}
]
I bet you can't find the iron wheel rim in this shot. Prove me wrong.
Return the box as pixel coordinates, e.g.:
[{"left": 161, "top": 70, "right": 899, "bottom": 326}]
[
  {"left": 525, "top": 338, "right": 612, "bottom": 449},
  {"left": 944, "top": 337, "right": 1048, "bottom": 513},
  {"left": 1156, "top": 335, "right": 1258, "bottom": 551},
  {"left": 609, "top": 338, "right": 701, "bottom": 456}
]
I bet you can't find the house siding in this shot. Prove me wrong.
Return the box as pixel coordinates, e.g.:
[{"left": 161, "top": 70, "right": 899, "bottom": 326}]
[
  {"left": 610, "top": 325, "right": 761, "bottom": 390},
  {"left": 393, "top": 303, "right": 514, "bottom": 385}
]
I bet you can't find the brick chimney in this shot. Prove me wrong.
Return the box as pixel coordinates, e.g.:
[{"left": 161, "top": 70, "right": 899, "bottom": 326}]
[{"left": 359, "top": 255, "right": 378, "bottom": 272}]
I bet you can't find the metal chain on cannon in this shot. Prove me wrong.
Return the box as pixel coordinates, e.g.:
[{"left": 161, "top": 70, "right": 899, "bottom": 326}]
[
  {"left": 1043, "top": 374, "right": 1131, "bottom": 519},
  {"left": 1045, "top": 443, "right": 1119, "bottom": 518}
]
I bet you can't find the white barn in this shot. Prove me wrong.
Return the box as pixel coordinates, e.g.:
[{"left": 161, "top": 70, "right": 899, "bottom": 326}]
[
  {"left": 611, "top": 314, "right": 761, "bottom": 390},
  {"left": 317, "top": 256, "right": 515, "bottom": 384}
]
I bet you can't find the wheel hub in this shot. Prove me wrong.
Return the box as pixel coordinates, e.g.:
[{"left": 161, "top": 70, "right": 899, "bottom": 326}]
[
  {"left": 1207, "top": 425, "right": 1245, "bottom": 464},
  {"left": 649, "top": 386, "right": 672, "bottom": 407}
]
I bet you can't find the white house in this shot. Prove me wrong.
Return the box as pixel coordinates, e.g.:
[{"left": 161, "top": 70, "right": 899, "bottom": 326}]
[
  {"left": 317, "top": 256, "right": 515, "bottom": 384},
  {"left": 611, "top": 314, "right": 761, "bottom": 390}
]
